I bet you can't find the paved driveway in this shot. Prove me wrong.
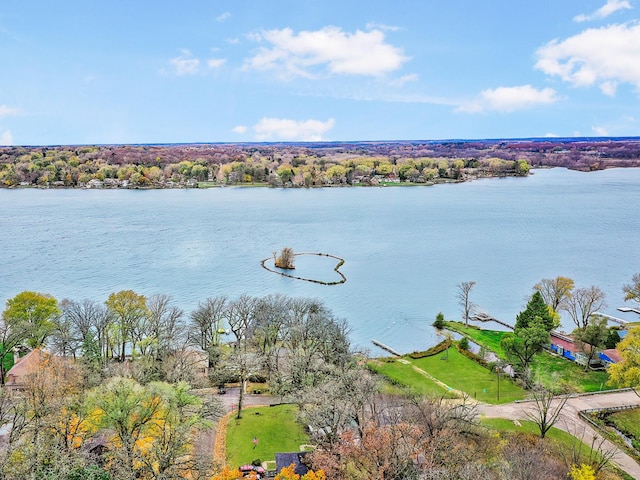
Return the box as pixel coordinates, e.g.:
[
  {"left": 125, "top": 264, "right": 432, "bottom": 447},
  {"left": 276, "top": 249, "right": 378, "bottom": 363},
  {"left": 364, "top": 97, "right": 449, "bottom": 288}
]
[{"left": 478, "top": 390, "right": 640, "bottom": 478}]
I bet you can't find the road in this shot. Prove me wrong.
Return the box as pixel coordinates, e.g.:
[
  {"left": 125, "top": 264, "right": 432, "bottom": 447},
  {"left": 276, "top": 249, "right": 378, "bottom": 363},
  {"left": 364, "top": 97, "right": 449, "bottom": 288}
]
[{"left": 479, "top": 390, "right": 640, "bottom": 478}]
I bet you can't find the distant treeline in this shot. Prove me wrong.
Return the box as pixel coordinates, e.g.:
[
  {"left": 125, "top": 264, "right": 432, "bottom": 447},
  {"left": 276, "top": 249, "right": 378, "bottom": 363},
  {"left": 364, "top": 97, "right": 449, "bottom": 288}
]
[{"left": 1, "top": 138, "right": 639, "bottom": 188}]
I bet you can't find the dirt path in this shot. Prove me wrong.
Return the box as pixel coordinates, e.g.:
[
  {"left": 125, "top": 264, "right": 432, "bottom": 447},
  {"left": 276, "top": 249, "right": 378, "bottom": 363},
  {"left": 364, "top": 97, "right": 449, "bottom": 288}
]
[{"left": 479, "top": 390, "right": 640, "bottom": 478}]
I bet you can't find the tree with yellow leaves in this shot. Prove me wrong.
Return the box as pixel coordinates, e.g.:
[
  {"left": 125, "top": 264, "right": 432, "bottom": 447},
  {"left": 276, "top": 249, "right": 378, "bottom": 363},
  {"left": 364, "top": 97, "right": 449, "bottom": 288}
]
[
  {"left": 608, "top": 326, "right": 640, "bottom": 388},
  {"left": 275, "top": 464, "right": 326, "bottom": 480},
  {"left": 568, "top": 464, "right": 596, "bottom": 480}
]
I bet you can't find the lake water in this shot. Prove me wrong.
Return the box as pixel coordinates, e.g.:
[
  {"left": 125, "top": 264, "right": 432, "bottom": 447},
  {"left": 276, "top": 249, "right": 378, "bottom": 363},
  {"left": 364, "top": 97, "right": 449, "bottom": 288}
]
[{"left": 1, "top": 167, "right": 639, "bottom": 354}]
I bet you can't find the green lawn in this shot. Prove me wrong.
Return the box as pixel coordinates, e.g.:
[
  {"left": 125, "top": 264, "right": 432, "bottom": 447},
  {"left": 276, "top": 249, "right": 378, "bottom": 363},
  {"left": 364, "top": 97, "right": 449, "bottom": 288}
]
[
  {"left": 225, "top": 405, "right": 309, "bottom": 467},
  {"left": 482, "top": 418, "right": 589, "bottom": 449},
  {"left": 531, "top": 352, "right": 611, "bottom": 393},
  {"left": 443, "top": 321, "right": 509, "bottom": 357},
  {"left": 609, "top": 408, "right": 640, "bottom": 441},
  {"left": 410, "top": 348, "right": 526, "bottom": 404},
  {"left": 367, "top": 358, "right": 449, "bottom": 396},
  {"left": 444, "top": 321, "right": 613, "bottom": 393}
]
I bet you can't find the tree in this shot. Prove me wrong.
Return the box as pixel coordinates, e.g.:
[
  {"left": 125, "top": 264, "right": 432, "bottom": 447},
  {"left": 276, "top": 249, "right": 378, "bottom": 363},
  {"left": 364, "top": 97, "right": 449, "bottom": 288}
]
[
  {"left": 516, "top": 291, "right": 557, "bottom": 332},
  {"left": 2, "top": 291, "right": 60, "bottom": 349},
  {"left": 432, "top": 312, "right": 445, "bottom": 329},
  {"left": 456, "top": 281, "right": 476, "bottom": 326},
  {"left": 534, "top": 276, "right": 574, "bottom": 313},
  {"left": 622, "top": 273, "right": 640, "bottom": 306},
  {"left": 143, "top": 294, "right": 185, "bottom": 361},
  {"left": 275, "top": 247, "right": 296, "bottom": 269},
  {"left": 60, "top": 299, "right": 110, "bottom": 366},
  {"left": 607, "top": 326, "right": 640, "bottom": 387},
  {"left": 188, "top": 295, "right": 228, "bottom": 367},
  {"left": 501, "top": 317, "right": 549, "bottom": 386},
  {"left": 105, "top": 290, "right": 148, "bottom": 362},
  {"left": 564, "top": 286, "right": 607, "bottom": 330},
  {"left": 573, "top": 316, "right": 608, "bottom": 371},
  {"left": 524, "top": 385, "right": 569, "bottom": 438}
]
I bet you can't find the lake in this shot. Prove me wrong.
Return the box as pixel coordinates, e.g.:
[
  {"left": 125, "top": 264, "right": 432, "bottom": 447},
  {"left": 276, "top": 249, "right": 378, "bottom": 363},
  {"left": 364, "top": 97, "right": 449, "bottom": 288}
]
[{"left": 1, "top": 167, "right": 639, "bottom": 354}]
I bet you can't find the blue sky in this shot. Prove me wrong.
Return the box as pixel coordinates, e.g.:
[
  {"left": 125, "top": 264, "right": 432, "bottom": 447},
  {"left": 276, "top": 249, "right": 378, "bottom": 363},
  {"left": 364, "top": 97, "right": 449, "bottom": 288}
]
[{"left": 1, "top": 0, "right": 640, "bottom": 145}]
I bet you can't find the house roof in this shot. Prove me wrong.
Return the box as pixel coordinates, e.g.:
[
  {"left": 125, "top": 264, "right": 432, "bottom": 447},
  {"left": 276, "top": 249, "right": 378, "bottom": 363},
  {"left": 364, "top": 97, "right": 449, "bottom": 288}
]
[
  {"left": 275, "top": 452, "right": 309, "bottom": 476},
  {"left": 601, "top": 349, "right": 623, "bottom": 364},
  {"left": 550, "top": 332, "right": 576, "bottom": 352},
  {"left": 5, "top": 349, "right": 50, "bottom": 384}
]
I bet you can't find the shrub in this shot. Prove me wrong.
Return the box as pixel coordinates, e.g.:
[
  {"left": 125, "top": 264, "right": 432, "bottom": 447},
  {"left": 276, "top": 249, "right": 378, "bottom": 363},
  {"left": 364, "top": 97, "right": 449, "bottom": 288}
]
[
  {"left": 433, "top": 312, "right": 445, "bottom": 329},
  {"left": 458, "top": 336, "right": 470, "bottom": 351},
  {"left": 409, "top": 340, "right": 451, "bottom": 359}
]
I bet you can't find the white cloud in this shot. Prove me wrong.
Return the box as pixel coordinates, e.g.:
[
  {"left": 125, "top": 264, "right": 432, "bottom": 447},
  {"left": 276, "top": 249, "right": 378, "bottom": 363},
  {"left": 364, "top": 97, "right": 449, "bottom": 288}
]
[
  {"left": 388, "top": 73, "right": 419, "bottom": 87},
  {"left": 365, "top": 22, "right": 401, "bottom": 32},
  {"left": 0, "top": 130, "right": 13, "bottom": 146},
  {"left": 0, "top": 105, "right": 19, "bottom": 117},
  {"left": 544, "top": 133, "right": 560, "bottom": 137},
  {"left": 592, "top": 125, "right": 609, "bottom": 136},
  {"left": 216, "top": 12, "right": 231, "bottom": 22},
  {"left": 457, "top": 85, "right": 560, "bottom": 113},
  {"left": 207, "top": 58, "right": 226, "bottom": 69},
  {"left": 245, "top": 26, "right": 408, "bottom": 79},
  {"left": 574, "top": 0, "right": 631, "bottom": 22},
  {"left": 226, "top": 38, "right": 240, "bottom": 45},
  {"left": 536, "top": 23, "right": 640, "bottom": 91},
  {"left": 252, "top": 117, "right": 335, "bottom": 141},
  {"left": 232, "top": 125, "right": 247, "bottom": 134},
  {"left": 170, "top": 50, "right": 200, "bottom": 75},
  {"left": 600, "top": 80, "right": 618, "bottom": 96}
]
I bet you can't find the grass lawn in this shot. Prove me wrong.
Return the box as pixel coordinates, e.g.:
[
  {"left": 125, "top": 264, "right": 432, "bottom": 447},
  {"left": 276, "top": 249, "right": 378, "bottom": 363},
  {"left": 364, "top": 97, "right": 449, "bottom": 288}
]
[
  {"left": 444, "top": 321, "right": 613, "bottom": 393},
  {"left": 609, "top": 408, "right": 640, "bottom": 441},
  {"left": 531, "top": 352, "right": 611, "bottom": 393},
  {"left": 443, "top": 321, "right": 509, "bottom": 357},
  {"left": 367, "top": 358, "right": 449, "bottom": 396},
  {"left": 225, "top": 405, "right": 309, "bottom": 468},
  {"left": 410, "top": 348, "right": 526, "bottom": 404},
  {"left": 482, "top": 418, "right": 589, "bottom": 450}
]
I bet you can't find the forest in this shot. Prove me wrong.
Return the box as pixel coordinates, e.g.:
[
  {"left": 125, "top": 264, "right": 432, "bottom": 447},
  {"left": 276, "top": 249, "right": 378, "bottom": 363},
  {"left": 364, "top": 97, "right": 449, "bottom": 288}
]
[{"left": 4, "top": 137, "right": 640, "bottom": 189}]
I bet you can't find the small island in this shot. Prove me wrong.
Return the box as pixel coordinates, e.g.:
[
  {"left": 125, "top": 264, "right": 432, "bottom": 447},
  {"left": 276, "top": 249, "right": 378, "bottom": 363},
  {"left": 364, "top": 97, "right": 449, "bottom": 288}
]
[
  {"left": 262, "top": 249, "right": 346, "bottom": 285},
  {"left": 273, "top": 247, "right": 295, "bottom": 270}
]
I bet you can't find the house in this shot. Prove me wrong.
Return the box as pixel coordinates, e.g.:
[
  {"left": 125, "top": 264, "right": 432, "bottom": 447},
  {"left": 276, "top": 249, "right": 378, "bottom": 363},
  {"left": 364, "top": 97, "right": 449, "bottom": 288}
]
[
  {"left": 548, "top": 331, "right": 577, "bottom": 361},
  {"left": 5, "top": 348, "right": 50, "bottom": 388},
  {"left": 275, "top": 452, "right": 309, "bottom": 476},
  {"left": 599, "top": 348, "right": 622, "bottom": 366}
]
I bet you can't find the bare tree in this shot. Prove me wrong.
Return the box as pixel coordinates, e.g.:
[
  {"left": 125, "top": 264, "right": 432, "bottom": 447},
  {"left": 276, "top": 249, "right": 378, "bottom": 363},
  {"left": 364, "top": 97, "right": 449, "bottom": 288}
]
[
  {"left": 623, "top": 272, "right": 640, "bottom": 307},
  {"left": 144, "top": 294, "right": 185, "bottom": 360},
  {"left": 524, "top": 385, "right": 569, "bottom": 439},
  {"left": 275, "top": 247, "right": 295, "bottom": 269},
  {"left": 188, "top": 296, "right": 227, "bottom": 367},
  {"left": 533, "top": 276, "right": 574, "bottom": 312},
  {"left": 457, "top": 281, "right": 476, "bottom": 325},
  {"left": 564, "top": 286, "right": 607, "bottom": 329}
]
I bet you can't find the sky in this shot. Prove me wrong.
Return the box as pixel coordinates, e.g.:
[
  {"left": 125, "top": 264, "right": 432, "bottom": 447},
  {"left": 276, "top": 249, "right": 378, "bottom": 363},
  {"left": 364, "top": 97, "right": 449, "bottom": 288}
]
[{"left": 1, "top": 0, "right": 640, "bottom": 145}]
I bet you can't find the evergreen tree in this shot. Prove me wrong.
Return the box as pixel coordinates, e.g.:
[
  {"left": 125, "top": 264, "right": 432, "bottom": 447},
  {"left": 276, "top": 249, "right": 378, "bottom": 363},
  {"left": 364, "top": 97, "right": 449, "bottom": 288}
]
[{"left": 515, "top": 291, "right": 557, "bottom": 331}]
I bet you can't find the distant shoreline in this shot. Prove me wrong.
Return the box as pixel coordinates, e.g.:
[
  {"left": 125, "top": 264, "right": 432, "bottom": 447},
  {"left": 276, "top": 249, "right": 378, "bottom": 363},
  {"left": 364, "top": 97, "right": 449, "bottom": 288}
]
[{"left": 2, "top": 139, "right": 639, "bottom": 189}]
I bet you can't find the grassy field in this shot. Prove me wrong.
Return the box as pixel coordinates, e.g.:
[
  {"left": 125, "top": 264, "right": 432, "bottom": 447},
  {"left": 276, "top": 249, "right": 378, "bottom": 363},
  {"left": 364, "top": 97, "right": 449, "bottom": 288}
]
[
  {"left": 444, "top": 321, "right": 612, "bottom": 393},
  {"left": 531, "top": 351, "right": 611, "bottom": 392},
  {"left": 609, "top": 408, "right": 640, "bottom": 442},
  {"left": 410, "top": 348, "right": 526, "bottom": 404},
  {"left": 225, "top": 405, "right": 309, "bottom": 468},
  {"left": 481, "top": 418, "right": 596, "bottom": 452},
  {"left": 367, "top": 358, "right": 450, "bottom": 396},
  {"left": 443, "top": 321, "right": 509, "bottom": 357}
]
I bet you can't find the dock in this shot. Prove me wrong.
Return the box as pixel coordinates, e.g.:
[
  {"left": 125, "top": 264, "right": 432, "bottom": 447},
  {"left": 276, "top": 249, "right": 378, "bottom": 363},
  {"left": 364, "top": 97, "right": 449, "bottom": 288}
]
[
  {"left": 469, "top": 312, "right": 514, "bottom": 330},
  {"left": 593, "top": 311, "right": 628, "bottom": 325},
  {"left": 372, "top": 339, "right": 402, "bottom": 357},
  {"left": 618, "top": 307, "right": 640, "bottom": 315}
]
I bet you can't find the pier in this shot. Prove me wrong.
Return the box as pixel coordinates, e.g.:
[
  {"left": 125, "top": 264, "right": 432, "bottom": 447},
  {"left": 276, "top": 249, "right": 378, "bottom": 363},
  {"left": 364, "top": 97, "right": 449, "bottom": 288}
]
[
  {"left": 469, "top": 312, "right": 514, "bottom": 330},
  {"left": 372, "top": 339, "right": 402, "bottom": 357},
  {"left": 594, "top": 311, "right": 629, "bottom": 325}
]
